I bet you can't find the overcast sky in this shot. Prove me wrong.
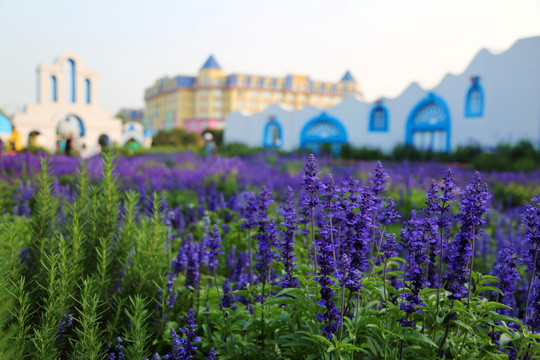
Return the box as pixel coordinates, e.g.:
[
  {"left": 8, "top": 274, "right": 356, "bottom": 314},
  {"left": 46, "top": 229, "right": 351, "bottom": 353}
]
[{"left": 1, "top": 0, "right": 539, "bottom": 116}]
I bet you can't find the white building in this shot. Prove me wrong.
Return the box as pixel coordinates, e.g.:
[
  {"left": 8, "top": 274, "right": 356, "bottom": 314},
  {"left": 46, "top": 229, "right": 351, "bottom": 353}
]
[
  {"left": 224, "top": 36, "right": 540, "bottom": 153},
  {"left": 12, "top": 52, "right": 123, "bottom": 155}
]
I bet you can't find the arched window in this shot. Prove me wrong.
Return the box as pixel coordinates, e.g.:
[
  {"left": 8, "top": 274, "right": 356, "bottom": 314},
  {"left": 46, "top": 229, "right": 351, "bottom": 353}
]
[
  {"left": 263, "top": 116, "right": 283, "bottom": 148},
  {"left": 465, "top": 76, "right": 484, "bottom": 117},
  {"left": 369, "top": 102, "right": 388, "bottom": 132},
  {"left": 405, "top": 93, "right": 451, "bottom": 153},
  {"left": 65, "top": 59, "right": 76, "bottom": 103},
  {"left": 300, "top": 112, "right": 347, "bottom": 154},
  {"left": 85, "top": 78, "right": 91, "bottom": 104},
  {"left": 50, "top": 75, "right": 57, "bottom": 102}
]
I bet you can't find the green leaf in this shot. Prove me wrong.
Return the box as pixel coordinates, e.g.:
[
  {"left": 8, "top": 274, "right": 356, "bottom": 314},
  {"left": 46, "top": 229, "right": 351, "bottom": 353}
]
[{"left": 403, "top": 331, "right": 438, "bottom": 348}]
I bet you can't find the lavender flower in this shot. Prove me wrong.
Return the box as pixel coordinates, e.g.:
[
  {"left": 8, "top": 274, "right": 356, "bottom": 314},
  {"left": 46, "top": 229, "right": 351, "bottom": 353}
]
[
  {"left": 57, "top": 313, "right": 73, "bottom": 343},
  {"left": 445, "top": 172, "right": 490, "bottom": 300},
  {"left": 399, "top": 211, "right": 427, "bottom": 328},
  {"left": 206, "top": 348, "right": 216, "bottom": 360},
  {"left": 381, "top": 233, "right": 397, "bottom": 260},
  {"left": 221, "top": 278, "right": 237, "bottom": 310},
  {"left": 493, "top": 242, "right": 520, "bottom": 315},
  {"left": 315, "top": 219, "right": 340, "bottom": 338},
  {"left": 107, "top": 337, "right": 125, "bottom": 360},
  {"left": 379, "top": 198, "right": 399, "bottom": 225},
  {"left": 166, "top": 271, "right": 177, "bottom": 309},
  {"left": 206, "top": 224, "right": 224, "bottom": 273},
  {"left": 168, "top": 309, "right": 201, "bottom": 360},
  {"left": 255, "top": 187, "right": 277, "bottom": 290},
  {"left": 184, "top": 236, "right": 201, "bottom": 291},
  {"left": 279, "top": 186, "right": 300, "bottom": 288},
  {"left": 369, "top": 161, "right": 389, "bottom": 204},
  {"left": 523, "top": 195, "right": 540, "bottom": 328},
  {"left": 240, "top": 192, "right": 258, "bottom": 230},
  {"left": 301, "top": 154, "right": 321, "bottom": 209},
  {"left": 335, "top": 253, "right": 363, "bottom": 293}
]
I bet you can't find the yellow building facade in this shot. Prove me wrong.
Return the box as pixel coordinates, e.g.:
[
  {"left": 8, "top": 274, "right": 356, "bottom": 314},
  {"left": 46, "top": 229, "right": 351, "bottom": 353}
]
[{"left": 144, "top": 56, "right": 363, "bottom": 133}]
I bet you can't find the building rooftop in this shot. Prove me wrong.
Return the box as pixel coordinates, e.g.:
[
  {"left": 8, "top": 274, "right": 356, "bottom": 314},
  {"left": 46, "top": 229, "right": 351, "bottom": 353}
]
[
  {"left": 201, "top": 55, "right": 221, "bottom": 70},
  {"left": 340, "top": 70, "right": 355, "bottom": 82}
]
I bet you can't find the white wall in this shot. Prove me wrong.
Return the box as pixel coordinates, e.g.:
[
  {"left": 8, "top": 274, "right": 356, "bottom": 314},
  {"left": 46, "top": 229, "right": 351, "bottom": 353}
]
[{"left": 224, "top": 36, "right": 540, "bottom": 152}]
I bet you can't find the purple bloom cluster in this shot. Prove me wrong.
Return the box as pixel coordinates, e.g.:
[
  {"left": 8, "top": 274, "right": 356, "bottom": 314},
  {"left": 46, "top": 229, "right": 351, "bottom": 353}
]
[
  {"left": 399, "top": 211, "right": 428, "bottom": 327},
  {"left": 301, "top": 154, "right": 322, "bottom": 209},
  {"left": 166, "top": 309, "right": 201, "bottom": 360},
  {"left": 523, "top": 195, "right": 540, "bottom": 330},
  {"left": 279, "top": 186, "right": 300, "bottom": 288},
  {"left": 445, "top": 172, "right": 490, "bottom": 300},
  {"left": 57, "top": 313, "right": 73, "bottom": 343},
  {"left": 255, "top": 186, "right": 277, "bottom": 288},
  {"left": 381, "top": 233, "right": 398, "bottom": 260},
  {"left": 315, "top": 220, "right": 340, "bottom": 338},
  {"left": 493, "top": 242, "right": 520, "bottom": 315},
  {"left": 107, "top": 337, "right": 125, "bottom": 360},
  {"left": 206, "top": 224, "right": 224, "bottom": 273}
]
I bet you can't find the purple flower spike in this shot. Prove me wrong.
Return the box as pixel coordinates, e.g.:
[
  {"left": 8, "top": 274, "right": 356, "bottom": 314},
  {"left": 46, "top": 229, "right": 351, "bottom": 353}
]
[
  {"left": 279, "top": 186, "right": 300, "bottom": 288},
  {"left": 206, "top": 224, "right": 224, "bottom": 273}
]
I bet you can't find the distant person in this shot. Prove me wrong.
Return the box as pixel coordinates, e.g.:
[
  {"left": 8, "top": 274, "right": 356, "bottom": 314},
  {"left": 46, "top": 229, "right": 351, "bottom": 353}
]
[
  {"left": 203, "top": 132, "right": 216, "bottom": 157},
  {"left": 8, "top": 126, "right": 22, "bottom": 153},
  {"left": 65, "top": 133, "right": 73, "bottom": 156}
]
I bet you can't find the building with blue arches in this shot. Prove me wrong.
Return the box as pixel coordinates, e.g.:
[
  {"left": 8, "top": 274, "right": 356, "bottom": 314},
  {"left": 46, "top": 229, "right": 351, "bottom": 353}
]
[
  {"left": 224, "top": 36, "right": 540, "bottom": 153},
  {"left": 11, "top": 52, "right": 130, "bottom": 155}
]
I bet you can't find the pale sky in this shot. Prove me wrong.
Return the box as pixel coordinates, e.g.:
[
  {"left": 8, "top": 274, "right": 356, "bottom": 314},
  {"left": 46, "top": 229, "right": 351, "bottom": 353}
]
[{"left": 1, "top": 0, "right": 540, "bottom": 116}]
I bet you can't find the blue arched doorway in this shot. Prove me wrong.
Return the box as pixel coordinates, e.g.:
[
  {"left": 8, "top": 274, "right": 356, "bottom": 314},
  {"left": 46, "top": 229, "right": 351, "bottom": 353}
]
[
  {"left": 405, "top": 93, "right": 451, "bottom": 153},
  {"left": 300, "top": 112, "right": 348, "bottom": 154},
  {"left": 263, "top": 116, "right": 283, "bottom": 148}
]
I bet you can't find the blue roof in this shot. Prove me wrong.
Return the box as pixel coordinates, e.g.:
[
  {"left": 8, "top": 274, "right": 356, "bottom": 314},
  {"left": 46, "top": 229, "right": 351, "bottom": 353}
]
[
  {"left": 341, "top": 70, "right": 355, "bottom": 82},
  {"left": 226, "top": 75, "right": 237, "bottom": 86},
  {"left": 201, "top": 55, "right": 221, "bottom": 70},
  {"left": 176, "top": 76, "right": 196, "bottom": 88}
]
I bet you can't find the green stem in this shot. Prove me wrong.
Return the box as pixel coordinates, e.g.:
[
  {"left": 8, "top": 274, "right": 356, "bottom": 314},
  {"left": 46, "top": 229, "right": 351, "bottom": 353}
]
[{"left": 437, "top": 303, "right": 455, "bottom": 358}]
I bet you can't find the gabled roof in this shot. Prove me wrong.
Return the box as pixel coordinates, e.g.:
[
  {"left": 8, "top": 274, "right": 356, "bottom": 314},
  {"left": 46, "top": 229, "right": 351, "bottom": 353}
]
[
  {"left": 201, "top": 55, "right": 221, "bottom": 70},
  {"left": 340, "top": 70, "right": 355, "bottom": 82}
]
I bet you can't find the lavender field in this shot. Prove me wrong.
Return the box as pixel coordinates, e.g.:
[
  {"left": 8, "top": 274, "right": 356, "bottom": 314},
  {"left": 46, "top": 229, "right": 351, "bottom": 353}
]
[{"left": 0, "top": 151, "right": 540, "bottom": 359}]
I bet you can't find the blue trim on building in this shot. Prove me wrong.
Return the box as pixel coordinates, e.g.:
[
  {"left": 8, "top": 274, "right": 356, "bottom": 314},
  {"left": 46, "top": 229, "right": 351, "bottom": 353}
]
[
  {"left": 0, "top": 114, "right": 12, "bottom": 133},
  {"left": 308, "top": 79, "right": 314, "bottom": 92},
  {"left": 201, "top": 55, "right": 221, "bottom": 70},
  {"left": 246, "top": 76, "right": 251, "bottom": 87},
  {"left": 369, "top": 103, "right": 389, "bottom": 132},
  {"left": 405, "top": 93, "right": 451, "bottom": 153},
  {"left": 51, "top": 75, "right": 57, "bottom": 102},
  {"left": 263, "top": 117, "right": 283, "bottom": 148},
  {"left": 85, "top": 79, "right": 91, "bottom": 104},
  {"left": 300, "top": 112, "right": 348, "bottom": 154},
  {"left": 68, "top": 114, "right": 86, "bottom": 137},
  {"left": 285, "top": 76, "right": 293, "bottom": 90},
  {"left": 68, "top": 59, "right": 76, "bottom": 103},
  {"left": 272, "top": 78, "right": 278, "bottom": 89},
  {"left": 259, "top": 77, "right": 265, "bottom": 88},
  {"left": 465, "top": 77, "right": 484, "bottom": 117}
]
